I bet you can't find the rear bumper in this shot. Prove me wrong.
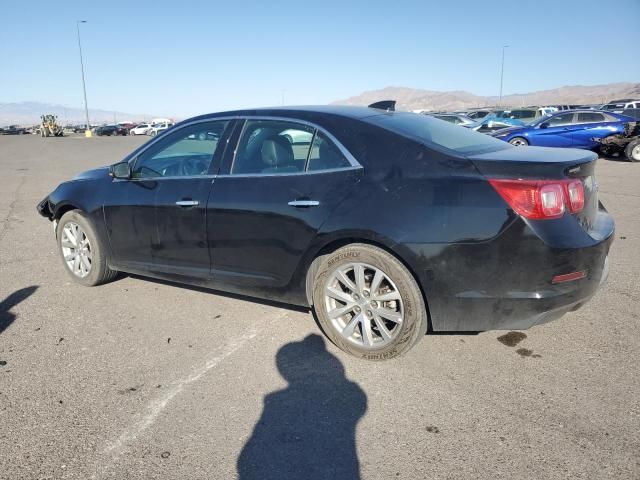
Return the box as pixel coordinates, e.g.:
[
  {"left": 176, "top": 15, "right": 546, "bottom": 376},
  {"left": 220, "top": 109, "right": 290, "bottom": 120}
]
[
  {"left": 448, "top": 254, "right": 610, "bottom": 331},
  {"left": 410, "top": 212, "right": 614, "bottom": 332}
]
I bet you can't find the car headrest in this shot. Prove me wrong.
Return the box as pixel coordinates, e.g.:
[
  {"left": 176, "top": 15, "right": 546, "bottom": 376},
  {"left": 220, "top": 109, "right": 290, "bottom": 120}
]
[{"left": 261, "top": 135, "right": 294, "bottom": 167}]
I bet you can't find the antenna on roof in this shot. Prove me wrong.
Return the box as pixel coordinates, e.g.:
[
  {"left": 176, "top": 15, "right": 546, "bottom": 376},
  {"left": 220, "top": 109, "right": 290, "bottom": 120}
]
[{"left": 368, "top": 100, "right": 396, "bottom": 111}]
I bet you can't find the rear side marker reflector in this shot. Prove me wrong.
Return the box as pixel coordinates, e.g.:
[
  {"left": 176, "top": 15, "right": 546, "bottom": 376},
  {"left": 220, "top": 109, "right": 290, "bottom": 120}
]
[
  {"left": 489, "top": 178, "right": 585, "bottom": 220},
  {"left": 551, "top": 271, "right": 587, "bottom": 284}
]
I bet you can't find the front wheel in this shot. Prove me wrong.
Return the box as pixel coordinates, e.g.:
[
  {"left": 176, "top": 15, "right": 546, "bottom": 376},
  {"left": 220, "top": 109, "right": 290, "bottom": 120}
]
[
  {"left": 509, "top": 136, "right": 528, "bottom": 147},
  {"left": 56, "top": 210, "right": 117, "bottom": 286},
  {"left": 625, "top": 138, "right": 640, "bottom": 162},
  {"left": 311, "top": 244, "right": 428, "bottom": 360}
]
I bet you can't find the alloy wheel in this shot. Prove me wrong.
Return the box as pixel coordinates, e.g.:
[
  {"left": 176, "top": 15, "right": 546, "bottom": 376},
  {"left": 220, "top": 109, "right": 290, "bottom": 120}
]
[
  {"left": 633, "top": 144, "right": 640, "bottom": 161},
  {"left": 509, "top": 138, "right": 528, "bottom": 147},
  {"left": 323, "top": 262, "right": 404, "bottom": 349},
  {"left": 60, "top": 222, "right": 92, "bottom": 278}
]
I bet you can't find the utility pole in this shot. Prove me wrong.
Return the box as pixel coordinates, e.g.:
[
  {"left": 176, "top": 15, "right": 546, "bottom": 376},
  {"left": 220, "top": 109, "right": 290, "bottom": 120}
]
[
  {"left": 76, "top": 20, "right": 92, "bottom": 136},
  {"left": 498, "top": 45, "right": 509, "bottom": 107}
]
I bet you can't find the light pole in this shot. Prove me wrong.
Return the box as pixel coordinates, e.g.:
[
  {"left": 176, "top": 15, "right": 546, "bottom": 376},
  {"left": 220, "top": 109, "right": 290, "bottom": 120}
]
[
  {"left": 76, "top": 20, "right": 92, "bottom": 137},
  {"left": 498, "top": 45, "right": 509, "bottom": 107}
]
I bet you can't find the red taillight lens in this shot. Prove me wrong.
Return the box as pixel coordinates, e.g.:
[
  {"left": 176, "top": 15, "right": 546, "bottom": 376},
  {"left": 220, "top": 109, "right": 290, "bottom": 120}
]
[
  {"left": 489, "top": 178, "right": 584, "bottom": 220},
  {"left": 565, "top": 179, "right": 585, "bottom": 213},
  {"left": 539, "top": 183, "right": 565, "bottom": 217}
]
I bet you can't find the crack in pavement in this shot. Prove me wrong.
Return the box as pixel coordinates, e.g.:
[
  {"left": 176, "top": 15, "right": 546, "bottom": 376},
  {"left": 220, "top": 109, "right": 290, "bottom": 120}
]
[{"left": 0, "top": 173, "right": 27, "bottom": 244}]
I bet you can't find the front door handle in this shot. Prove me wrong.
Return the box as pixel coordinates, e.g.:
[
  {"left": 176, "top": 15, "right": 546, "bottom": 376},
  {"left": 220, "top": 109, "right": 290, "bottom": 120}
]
[
  {"left": 175, "top": 200, "right": 200, "bottom": 207},
  {"left": 288, "top": 200, "right": 320, "bottom": 208}
]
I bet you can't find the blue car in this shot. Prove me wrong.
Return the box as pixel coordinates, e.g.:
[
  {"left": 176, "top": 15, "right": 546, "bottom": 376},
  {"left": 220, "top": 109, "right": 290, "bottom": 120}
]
[{"left": 490, "top": 110, "right": 634, "bottom": 149}]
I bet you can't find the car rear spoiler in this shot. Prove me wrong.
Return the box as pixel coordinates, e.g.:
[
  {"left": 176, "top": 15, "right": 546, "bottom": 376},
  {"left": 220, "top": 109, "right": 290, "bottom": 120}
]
[{"left": 368, "top": 100, "right": 396, "bottom": 111}]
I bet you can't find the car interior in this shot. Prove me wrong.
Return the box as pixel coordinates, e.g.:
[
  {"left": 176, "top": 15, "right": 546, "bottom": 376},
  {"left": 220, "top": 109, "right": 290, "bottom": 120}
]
[{"left": 232, "top": 122, "right": 350, "bottom": 174}]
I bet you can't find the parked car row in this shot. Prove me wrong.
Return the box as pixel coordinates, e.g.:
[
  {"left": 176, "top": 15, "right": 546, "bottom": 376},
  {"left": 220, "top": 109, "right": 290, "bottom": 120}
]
[
  {"left": 0, "top": 125, "right": 28, "bottom": 135},
  {"left": 127, "top": 119, "right": 175, "bottom": 136},
  {"left": 428, "top": 101, "right": 640, "bottom": 162},
  {"left": 94, "top": 122, "right": 172, "bottom": 137}
]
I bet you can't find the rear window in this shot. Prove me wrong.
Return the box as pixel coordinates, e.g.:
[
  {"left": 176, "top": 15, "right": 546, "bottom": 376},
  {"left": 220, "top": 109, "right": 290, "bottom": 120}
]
[{"left": 367, "top": 112, "right": 511, "bottom": 155}]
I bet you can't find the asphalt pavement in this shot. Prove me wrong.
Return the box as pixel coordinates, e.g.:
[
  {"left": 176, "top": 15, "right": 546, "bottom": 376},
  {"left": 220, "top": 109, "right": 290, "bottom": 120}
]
[{"left": 0, "top": 134, "right": 638, "bottom": 479}]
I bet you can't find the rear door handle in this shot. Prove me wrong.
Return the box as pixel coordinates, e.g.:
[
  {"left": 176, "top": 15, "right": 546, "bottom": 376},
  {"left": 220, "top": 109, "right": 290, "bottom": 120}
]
[
  {"left": 288, "top": 200, "right": 320, "bottom": 207},
  {"left": 175, "top": 200, "right": 200, "bottom": 207}
]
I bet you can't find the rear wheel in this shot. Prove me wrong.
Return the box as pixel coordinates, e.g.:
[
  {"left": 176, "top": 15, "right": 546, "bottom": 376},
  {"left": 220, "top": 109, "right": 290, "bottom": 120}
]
[
  {"left": 625, "top": 138, "right": 640, "bottom": 162},
  {"left": 56, "top": 210, "right": 117, "bottom": 286},
  {"left": 311, "top": 244, "right": 428, "bottom": 360},
  {"left": 509, "top": 137, "right": 528, "bottom": 147}
]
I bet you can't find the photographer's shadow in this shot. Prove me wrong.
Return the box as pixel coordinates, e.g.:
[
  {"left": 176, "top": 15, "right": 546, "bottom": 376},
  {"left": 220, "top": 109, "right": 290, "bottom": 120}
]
[{"left": 238, "top": 334, "right": 367, "bottom": 480}]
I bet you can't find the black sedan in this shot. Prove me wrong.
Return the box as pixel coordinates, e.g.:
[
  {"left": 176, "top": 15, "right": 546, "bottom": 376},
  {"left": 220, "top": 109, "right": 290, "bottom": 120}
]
[
  {"left": 37, "top": 106, "right": 614, "bottom": 360},
  {"left": 0, "top": 125, "right": 27, "bottom": 135},
  {"left": 94, "top": 125, "right": 127, "bottom": 136}
]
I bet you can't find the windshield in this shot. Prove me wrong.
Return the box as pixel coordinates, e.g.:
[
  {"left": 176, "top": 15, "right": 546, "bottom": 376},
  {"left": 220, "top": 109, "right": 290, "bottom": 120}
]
[
  {"left": 367, "top": 112, "right": 512, "bottom": 155},
  {"left": 602, "top": 104, "right": 624, "bottom": 110}
]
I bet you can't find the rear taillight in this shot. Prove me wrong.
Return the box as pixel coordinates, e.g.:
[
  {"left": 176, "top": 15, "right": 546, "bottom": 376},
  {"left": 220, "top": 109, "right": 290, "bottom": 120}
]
[
  {"left": 565, "top": 179, "right": 585, "bottom": 213},
  {"left": 489, "top": 178, "right": 585, "bottom": 220}
]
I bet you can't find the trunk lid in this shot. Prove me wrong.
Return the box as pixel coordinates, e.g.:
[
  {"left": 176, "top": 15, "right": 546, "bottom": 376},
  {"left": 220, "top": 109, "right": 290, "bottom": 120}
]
[{"left": 467, "top": 146, "right": 599, "bottom": 231}]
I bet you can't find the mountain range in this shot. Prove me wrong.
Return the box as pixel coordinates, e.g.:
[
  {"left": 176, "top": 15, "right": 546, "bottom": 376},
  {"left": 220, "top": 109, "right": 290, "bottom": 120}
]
[
  {"left": 333, "top": 82, "right": 640, "bottom": 112},
  {"left": 0, "top": 102, "right": 157, "bottom": 126},
  {"left": 2, "top": 82, "right": 639, "bottom": 125}
]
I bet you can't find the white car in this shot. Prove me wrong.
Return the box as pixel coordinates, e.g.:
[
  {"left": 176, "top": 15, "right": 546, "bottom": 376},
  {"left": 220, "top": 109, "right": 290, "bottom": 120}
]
[
  {"left": 601, "top": 100, "right": 640, "bottom": 114},
  {"left": 129, "top": 123, "right": 152, "bottom": 135},
  {"left": 148, "top": 122, "right": 174, "bottom": 136}
]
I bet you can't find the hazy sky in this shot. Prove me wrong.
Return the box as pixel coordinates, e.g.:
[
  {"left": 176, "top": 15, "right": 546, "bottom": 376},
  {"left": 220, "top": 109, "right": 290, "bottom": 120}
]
[{"left": 2, "top": 0, "right": 639, "bottom": 117}]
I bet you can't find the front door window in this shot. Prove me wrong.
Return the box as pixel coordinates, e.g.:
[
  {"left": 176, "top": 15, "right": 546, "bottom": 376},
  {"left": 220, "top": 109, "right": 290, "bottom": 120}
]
[{"left": 133, "top": 121, "right": 229, "bottom": 178}]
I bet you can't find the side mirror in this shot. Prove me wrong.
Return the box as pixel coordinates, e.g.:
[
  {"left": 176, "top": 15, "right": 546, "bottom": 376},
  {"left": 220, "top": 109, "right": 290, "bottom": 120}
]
[
  {"left": 539, "top": 122, "right": 549, "bottom": 129},
  {"left": 110, "top": 161, "right": 131, "bottom": 179}
]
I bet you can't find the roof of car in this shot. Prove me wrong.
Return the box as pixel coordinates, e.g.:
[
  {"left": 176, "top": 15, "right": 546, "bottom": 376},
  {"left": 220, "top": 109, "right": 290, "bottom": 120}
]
[
  {"left": 607, "top": 99, "right": 639, "bottom": 103},
  {"left": 187, "top": 105, "right": 397, "bottom": 123}
]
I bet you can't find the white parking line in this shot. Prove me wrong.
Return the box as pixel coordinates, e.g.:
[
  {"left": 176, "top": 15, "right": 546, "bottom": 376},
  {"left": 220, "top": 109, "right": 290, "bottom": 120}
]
[{"left": 94, "top": 325, "right": 263, "bottom": 478}]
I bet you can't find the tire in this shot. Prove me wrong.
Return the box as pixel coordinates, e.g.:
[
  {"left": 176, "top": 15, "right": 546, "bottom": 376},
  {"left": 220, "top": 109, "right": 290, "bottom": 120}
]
[
  {"left": 625, "top": 138, "right": 640, "bottom": 162},
  {"left": 151, "top": 131, "right": 157, "bottom": 137},
  {"left": 311, "top": 243, "right": 428, "bottom": 360},
  {"left": 509, "top": 137, "right": 528, "bottom": 146},
  {"left": 56, "top": 210, "right": 117, "bottom": 287}
]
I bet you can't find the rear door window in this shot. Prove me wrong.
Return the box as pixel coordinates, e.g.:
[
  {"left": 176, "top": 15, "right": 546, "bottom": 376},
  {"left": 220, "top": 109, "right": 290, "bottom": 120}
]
[
  {"left": 231, "top": 120, "right": 353, "bottom": 175},
  {"left": 232, "top": 120, "right": 313, "bottom": 174},
  {"left": 577, "top": 112, "right": 605, "bottom": 123}
]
